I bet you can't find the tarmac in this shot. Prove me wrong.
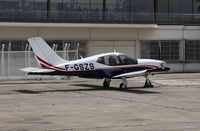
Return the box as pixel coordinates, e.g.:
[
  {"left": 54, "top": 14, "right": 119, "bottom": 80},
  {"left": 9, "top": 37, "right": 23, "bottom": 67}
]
[{"left": 0, "top": 73, "right": 200, "bottom": 131}]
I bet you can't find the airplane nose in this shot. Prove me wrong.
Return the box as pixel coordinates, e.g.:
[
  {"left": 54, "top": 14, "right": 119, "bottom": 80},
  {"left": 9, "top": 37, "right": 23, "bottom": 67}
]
[
  {"left": 159, "top": 60, "right": 166, "bottom": 66},
  {"left": 159, "top": 61, "right": 170, "bottom": 71},
  {"left": 159, "top": 60, "right": 166, "bottom": 64}
]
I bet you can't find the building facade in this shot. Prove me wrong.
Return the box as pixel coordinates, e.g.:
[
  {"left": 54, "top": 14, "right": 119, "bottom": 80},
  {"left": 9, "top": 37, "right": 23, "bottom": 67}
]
[{"left": 1, "top": 0, "right": 200, "bottom": 79}]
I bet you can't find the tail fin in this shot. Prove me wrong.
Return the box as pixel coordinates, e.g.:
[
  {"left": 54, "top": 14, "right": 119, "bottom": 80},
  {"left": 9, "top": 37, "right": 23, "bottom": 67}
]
[{"left": 28, "top": 37, "right": 67, "bottom": 67}]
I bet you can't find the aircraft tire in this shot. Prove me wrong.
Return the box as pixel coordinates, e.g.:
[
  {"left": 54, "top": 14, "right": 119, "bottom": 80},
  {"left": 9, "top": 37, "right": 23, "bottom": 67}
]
[
  {"left": 120, "top": 83, "right": 127, "bottom": 90},
  {"left": 103, "top": 78, "right": 111, "bottom": 88},
  {"left": 144, "top": 81, "right": 154, "bottom": 88},
  {"left": 103, "top": 81, "right": 110, "bottom": 88}
]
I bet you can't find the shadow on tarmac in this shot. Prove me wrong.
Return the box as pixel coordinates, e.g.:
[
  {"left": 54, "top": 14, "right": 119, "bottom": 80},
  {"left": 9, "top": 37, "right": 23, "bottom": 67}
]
[{"left": 14, "top": 83, "right": 160, "bottom": 95}]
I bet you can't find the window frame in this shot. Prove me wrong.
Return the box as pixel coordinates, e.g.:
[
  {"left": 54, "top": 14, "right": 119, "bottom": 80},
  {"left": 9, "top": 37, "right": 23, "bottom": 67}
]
[
  {"left": 141, "top": 40, "right": 180, "bottom": 62},
  {"left": 185, "top": 40, "right": 200, "bottom": 62}
]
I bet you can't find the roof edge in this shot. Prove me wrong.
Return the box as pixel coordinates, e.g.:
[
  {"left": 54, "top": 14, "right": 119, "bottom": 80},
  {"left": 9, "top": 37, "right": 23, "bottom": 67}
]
[{"left": 0, "top": 22, "right": 158, "bottom": 29}]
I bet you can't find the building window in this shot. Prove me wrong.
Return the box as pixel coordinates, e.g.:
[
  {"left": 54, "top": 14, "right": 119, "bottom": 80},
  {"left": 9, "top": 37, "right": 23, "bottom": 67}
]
[
  {"left": 181, "top": 0, "right": 192, "bottom": 14},
  {"left": 89, "top": 0, "right": 103, "bottom": 20},
  {"left": 49, "top": 0, "right": 102, "bottom": 21},
  {"left": 161, "top": 41, "right": 179, "bottom": 60},
  {"left": 131, "top": 0, "right": 154, "bottom": 23},
  {"left": 193, "top": 0, "right": 200, "bottom": 14},
  {"left": 63, "top": 0, "right": 89, "bottom": 11},
  {"left": 106, "top": 0, "right": 130, "bottom": 13},
  {"left": 106, "top": 0, "right": 130, "bottom": 21},
  {"left": 141, "top": 40, "right": 179, "bottom": 61},
  {"left": 157, "top": 0, "right": 193, "bottom": 14},
  {"left": 156, "top": 0, "right": 168, "bottom": 13},
  {"left": 169, "top": 0, "right": 181, "bottom": 14},
  {"left": 141, "top": 41, "right": 160, "bottom": 59},
  {"left": 132, "top": 0, "right": 154, "bottom": 13},
  {"left": 0, "top": 0, "right": 19, "bottom": 11},
  {"left": 185, "top": 41, "right": 200, "bottom": 61}
]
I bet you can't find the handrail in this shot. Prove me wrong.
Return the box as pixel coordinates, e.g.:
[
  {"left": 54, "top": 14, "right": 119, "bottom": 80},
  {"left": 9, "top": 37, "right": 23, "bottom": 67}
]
[{"left": 0, "top": 10, "right": 200, "bottom": 25}]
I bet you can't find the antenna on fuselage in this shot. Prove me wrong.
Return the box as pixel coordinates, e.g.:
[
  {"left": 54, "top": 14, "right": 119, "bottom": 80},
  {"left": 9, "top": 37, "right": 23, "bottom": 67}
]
[{"left": 113, "top": 49, "right": 117, "bottom": 53}]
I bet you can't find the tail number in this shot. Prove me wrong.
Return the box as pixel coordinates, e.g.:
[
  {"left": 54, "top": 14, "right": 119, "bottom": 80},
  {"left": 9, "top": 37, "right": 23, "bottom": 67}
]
[{"left": 74, "top": 63, "right": 94, "bottom": 71}]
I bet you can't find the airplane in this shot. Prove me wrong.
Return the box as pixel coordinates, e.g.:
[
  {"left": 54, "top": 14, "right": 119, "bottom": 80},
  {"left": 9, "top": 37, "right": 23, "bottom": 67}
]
[{"left": 20, "top": 37, "right": 170, "bottom": 89}]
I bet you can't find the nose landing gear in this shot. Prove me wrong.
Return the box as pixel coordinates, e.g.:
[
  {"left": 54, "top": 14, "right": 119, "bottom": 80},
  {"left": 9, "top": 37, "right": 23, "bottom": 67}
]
[{"left": 144, "top": 74, "right": 153, "bottom": 88}]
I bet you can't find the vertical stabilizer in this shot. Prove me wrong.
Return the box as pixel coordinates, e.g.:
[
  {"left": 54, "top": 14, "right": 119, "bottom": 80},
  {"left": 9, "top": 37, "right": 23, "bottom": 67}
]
[{"left": 28, "top": 37, "right": 67, "bottom": 67}]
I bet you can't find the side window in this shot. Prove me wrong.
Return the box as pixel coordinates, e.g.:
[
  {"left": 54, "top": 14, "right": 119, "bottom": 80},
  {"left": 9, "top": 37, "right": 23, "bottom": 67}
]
[
  {"left": 108, "top": 55, "right": 120, "bottom": 66},
  {"left": 97, "top": 57, "right": 105, "bottom": 64},
  {"left": 97, "top": 55, "right": 120, "bottom": 66},
  {"left": 97, "top": 55, "right": 109, "bottom": 65},
  {"left": 118, "top": 55, "right": 138, "bottom": 65},
  {"left": 104, "top": 55, "right": 110, "bottom": 65},
  {"left": 119, "top": 55, "right": 129, "bottom": 65}
]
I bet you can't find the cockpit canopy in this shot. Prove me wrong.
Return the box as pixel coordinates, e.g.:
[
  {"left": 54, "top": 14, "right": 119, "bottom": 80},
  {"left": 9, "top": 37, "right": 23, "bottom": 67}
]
[{"left": 97, "top": 54, "right": 138, "bottom": 66}]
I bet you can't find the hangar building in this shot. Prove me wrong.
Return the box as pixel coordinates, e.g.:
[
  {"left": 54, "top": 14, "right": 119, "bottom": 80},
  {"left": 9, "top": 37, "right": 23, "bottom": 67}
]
[{"left": 0, "top": 0, "right": 200, "bottom": 79}]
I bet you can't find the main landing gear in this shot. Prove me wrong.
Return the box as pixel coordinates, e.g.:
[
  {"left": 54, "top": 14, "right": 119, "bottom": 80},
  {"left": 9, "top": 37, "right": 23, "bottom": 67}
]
[
  {"left": 103, "top": 77, "right": 127, "bottom": 90},
  {"left": 119, "top": 77, "right": 127, "bottom": 90},
  {"left": 144, "top": 74, "right": 153, "bottom": 88},
  {"left": 103, "top": 78, "right": 111, "bottom": 88}
]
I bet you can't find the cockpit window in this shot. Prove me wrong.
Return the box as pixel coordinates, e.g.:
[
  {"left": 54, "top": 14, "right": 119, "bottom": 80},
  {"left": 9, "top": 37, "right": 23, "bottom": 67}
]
[
  {"left": 109, "top": 55, "right": 120, "bottom": 66},
  {"left": 103, "top": 55, "right": 109, "bottom": 65},
  {"left": 118, "top": 55, "right": 138, "bottom": 65},
  {"left": 97, "top": 56, "right": 105, "bottom": 64},
  {"left": 97, "top": 54, "right": 138, "bottom": 66}
]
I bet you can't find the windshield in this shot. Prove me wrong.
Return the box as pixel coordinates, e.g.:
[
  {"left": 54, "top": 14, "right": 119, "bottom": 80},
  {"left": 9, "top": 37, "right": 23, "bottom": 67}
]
[{"left": 118, "top": 55, "right": 138, "bottom": 65}]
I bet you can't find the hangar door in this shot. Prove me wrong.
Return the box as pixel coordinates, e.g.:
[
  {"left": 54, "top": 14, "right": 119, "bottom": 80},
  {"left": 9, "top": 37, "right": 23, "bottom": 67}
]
[{"left": 88, "top": 41, "right": 136, "bottom": 57}]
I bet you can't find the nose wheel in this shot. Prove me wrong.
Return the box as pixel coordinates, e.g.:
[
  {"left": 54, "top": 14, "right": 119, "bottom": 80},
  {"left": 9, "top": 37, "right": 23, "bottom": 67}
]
[
  {"left": 103, "top": 78, "right": 111, "bottom": 88},
  {"left": 119, "top": 77, "right": 127, "bottom": 90},
  {"left": 120, "top": 83, "right": 127, "bottom": 89},
  {"left": 144, "top": 74, "right": 153, "bottom": 88}
]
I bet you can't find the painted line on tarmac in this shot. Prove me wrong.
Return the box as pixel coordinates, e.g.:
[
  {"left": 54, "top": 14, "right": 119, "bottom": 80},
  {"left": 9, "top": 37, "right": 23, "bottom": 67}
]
[{"left": 151, "top": 80, "right": 167, "bottom": 87}]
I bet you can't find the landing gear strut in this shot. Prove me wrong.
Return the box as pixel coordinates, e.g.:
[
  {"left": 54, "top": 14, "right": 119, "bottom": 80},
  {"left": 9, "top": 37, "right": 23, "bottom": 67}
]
[
  {"left": 103, "top": 78, "right": 111, "bottom": 88},
  {"left": 119, "top": 77, "right": 127, "bottom": 90},
  {"left": 144, "top": 74, "right": 153, "bottom": 88}
]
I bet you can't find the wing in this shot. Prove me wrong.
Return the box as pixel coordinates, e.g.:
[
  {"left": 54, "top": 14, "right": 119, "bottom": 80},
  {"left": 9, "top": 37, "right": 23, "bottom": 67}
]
[
  {"left": 112, "top": 70, "right": 147, "bottom": 79},
  {"left": 20, "top": 67, "right": 56, "bottom": 75},
  {"left": 112, "top": 67, "right": 170, "bottom": 79},
  {"left": 20, "top": 67, "right": 68, "bottom": 76},
  {"left": 20, "top": 67, "right": 54, "bottom": 73}
]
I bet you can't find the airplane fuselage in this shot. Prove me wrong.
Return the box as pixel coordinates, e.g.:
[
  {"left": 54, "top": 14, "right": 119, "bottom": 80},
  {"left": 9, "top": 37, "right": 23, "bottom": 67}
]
[{"left": 31, "top": 53, "right": 169, "bottom": 79}]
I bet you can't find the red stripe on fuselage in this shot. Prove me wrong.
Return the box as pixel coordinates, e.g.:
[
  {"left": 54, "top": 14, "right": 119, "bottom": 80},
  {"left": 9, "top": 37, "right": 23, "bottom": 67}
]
[
  {"left": 95, "top": 65, "right": 158, "bottom": 71},
  {"left": 40, "top": 63, "right": 66, "bottom": 72},
  {"left": 40, "top": 63, "right": 48, "bottom": 69},
  {"left": 39, "top": 63, "right": 157, "bottom": 72},
  {"left": 36, "top": 56, "right": 65, "bottom": 71},
  {"left": 65, "top": 65, "right": 158, "bottom": 72}
]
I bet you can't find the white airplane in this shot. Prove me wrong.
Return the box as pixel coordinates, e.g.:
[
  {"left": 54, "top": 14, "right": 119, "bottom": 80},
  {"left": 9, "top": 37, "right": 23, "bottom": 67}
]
[{"left": 20, "top": 37, "right": 170, "bottom": 89}]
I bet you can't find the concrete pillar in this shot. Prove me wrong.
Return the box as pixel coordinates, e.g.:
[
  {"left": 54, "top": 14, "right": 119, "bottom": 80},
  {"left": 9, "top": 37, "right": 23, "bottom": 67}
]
[
  {"left": 179, "top": 40, "right": 185, "bottom": 61},
  {"left": 180, "top": 39, "right": 185, "bottom": 72},
  {"left": 135, "top": 40, "right": 141, "bottom": 58},
  {"left": 1, "top": 44, "right": 5, "bottom": 77}
]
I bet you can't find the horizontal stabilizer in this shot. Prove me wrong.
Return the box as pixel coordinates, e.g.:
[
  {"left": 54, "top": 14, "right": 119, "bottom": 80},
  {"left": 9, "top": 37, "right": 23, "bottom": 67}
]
[
  {"left": 113, "top": 70, "right": 147, "bottom": 78},
  {"left": 20, "top": 67, "right": 54, "bottom": 73}
]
